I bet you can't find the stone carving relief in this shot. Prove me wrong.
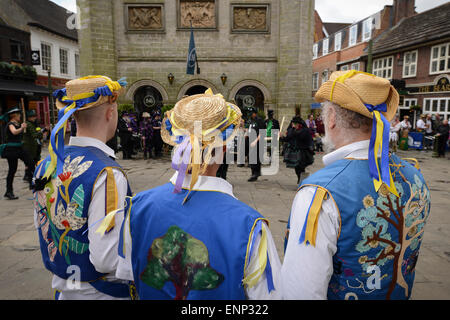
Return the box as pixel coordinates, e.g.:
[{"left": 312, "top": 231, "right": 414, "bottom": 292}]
[
  {"left": 232, "top": 6, "right": 269, "bottom": 32},
  {"left": 128, "top": 6, "right": 163, "bottom": 30},
  {"left": 180, "top": 1, "right": 216, "bottom": 28}
]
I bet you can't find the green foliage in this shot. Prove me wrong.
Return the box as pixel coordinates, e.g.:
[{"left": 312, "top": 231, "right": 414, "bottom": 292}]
[
  {"left": 141, "top": 225, "right": 224, "bottom": 299},
  {"left": 0, "top": 62, "right": 37, "bottom": 80},
  {"left": 161, "top": 104, "right": 175, "bottom": 116},
  {"left": 257, "top": 109, "right": 266, "bottom": 119},
  {"left": 118, "top": 103, "right": 134, "bottom": 114}
]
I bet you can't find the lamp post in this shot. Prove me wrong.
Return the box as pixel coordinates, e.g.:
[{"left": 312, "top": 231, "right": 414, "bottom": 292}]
[
  {"left": 168, "top": 73, "right": 175, "bottom": 85},
  {"left": 220, "top": 73, "right": 227, "bottom": 85},
  {"left": 48, "top": 66, "right": 55, "bottom": 127}
]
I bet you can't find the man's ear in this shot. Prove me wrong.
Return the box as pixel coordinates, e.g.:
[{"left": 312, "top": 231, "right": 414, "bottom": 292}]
[{"left": 328, "top": 105, "right": 337, "bottom": 130}]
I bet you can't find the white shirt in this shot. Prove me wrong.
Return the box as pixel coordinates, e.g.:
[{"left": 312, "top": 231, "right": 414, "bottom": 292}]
[
  {"left": 416, "top": 119, "right": 426, "bottom": 130},
  {"left": 425, "top": 119, "right": 433, "bottom": 134},
  {"left": 400, "top": 120, "right": 412, "bottom": 130},
  {"left": 34, "top": 136, "right": 130, "bottom": 300},
  {"left": 281, "top": 140, "right": 370, "bottom": 300},
  {"left": 116, "top": 172, "right": 282, "bottom": 300}
]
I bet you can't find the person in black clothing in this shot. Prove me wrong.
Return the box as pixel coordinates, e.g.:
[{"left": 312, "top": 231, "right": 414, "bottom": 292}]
[
  {"left": 118, "top": 112, "right": 133, "bottom": 159},
  {"left": 247, "top": 108, "right": 266, "bottom": 182},
  {"left": 436, "top": 119, "right": 449, "bottom": 157},
  {"left": 281, "top": 116, "right": 314, "bottom": 185},
  {"left": 152, "top": 111, "right": 163, "bottom": 158},
  {"left": 1, "top": 107, "right": 35, "bottom": 199}
]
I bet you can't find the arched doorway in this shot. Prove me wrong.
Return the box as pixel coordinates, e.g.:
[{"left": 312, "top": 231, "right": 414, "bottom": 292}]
[
  {"left": 185, "top": 85, "right": 208, "bottom": 96},
  {"left": 235, "top": 86, "right": 265, "bottom": 113},
  {"left": 133, "top": 85, "right": 163, "bottom": 115}
]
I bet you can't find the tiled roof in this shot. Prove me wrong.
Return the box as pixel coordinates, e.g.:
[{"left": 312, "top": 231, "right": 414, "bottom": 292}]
[
  {"left": 323, "top": 22, "right": 351, "bottom": 35},
  {"left": 14, "top": 0, "right": 78, "bottom": 41},
  {"left": 372, "top": 2, "right": 450, "bottom": 55}
]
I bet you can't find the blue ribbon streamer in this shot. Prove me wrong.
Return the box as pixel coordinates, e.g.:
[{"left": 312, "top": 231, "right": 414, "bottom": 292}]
[
  {"left": 365, "top": 102, "right": 391, "bottom": 187},
  {"left": 265, "top": 252, "right": 275, "bottom": 293},
  {"left": 50, "top": 105, "right": 81, "bottom": 176}
]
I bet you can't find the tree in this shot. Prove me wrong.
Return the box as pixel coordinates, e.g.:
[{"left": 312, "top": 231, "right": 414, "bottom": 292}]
[
  {"left": 141, "top": 225, "right": 224, "bottom": 300},
  {"left": 355, "top": 169, "right": 430, "bottom": 299}
]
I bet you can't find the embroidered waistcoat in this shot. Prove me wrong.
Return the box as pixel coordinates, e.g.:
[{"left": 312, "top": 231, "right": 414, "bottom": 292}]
[
  {"left": 34, "top": 146, "right": 130, "bottom": 283},
  {"left": 300, "top": 154, "right": 430, "bottom": 300},
  {"left": 122, "top": 183, "right": 265, "bottom": 300}
]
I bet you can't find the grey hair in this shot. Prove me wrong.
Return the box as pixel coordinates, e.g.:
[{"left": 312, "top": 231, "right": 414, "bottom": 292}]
[{"left": 322, "top": 101, "right": 372, "bottom": 133}]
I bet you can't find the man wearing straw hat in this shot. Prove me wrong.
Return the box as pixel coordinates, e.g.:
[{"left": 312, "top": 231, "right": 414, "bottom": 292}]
[
  {"left": 114, "top": 90, "right": 281, "bottom": 300},
  {"left": 32, "top": 76, "right": 134, "bottom": 300},
  {"left": 281, "top": 70, "right": 430, "bottom": 300}
]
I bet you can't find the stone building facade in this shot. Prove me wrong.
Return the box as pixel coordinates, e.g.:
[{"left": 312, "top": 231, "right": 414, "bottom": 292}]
[{"left": 77, "top": 0, "right": 315, "bottom": 120}]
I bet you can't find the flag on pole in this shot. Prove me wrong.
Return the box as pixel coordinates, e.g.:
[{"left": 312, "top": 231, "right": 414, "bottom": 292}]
[{"left": 186, "top": 26, "right": 198, "bottom": 75}]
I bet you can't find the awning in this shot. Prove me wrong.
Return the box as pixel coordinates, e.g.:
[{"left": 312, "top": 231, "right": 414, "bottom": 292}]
[
  {"left": 0, "top": 79, "right": 49, "bottom": 96},
  {"left": 311, "top": 103, "right": 322, "bottom": 109}
]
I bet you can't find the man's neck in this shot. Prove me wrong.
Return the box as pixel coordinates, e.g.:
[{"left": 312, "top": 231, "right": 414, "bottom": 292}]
[{"left": 76, "top": 129, "right": 107, "bottom": 144}]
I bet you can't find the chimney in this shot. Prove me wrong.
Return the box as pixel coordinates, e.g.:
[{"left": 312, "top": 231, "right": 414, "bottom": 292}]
[{"left": 393, "top": 0, "right": 416, "bottom": 25}]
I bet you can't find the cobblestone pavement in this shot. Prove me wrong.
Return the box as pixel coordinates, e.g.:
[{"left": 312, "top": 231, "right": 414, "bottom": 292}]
[{"left": 0, "top": 147, "right": 448, "bottom": 299}]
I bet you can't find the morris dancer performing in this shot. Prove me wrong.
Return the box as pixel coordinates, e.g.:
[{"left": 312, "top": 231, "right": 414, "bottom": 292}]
[
  {"left": 33, "top": 76, "right": 134, "bottom": 300},
  {"left": 282, "top": 71, "right": 431, "bottom": 300},
  {"left": 115, "top": 90, "right": 281, "bottom": 300}
]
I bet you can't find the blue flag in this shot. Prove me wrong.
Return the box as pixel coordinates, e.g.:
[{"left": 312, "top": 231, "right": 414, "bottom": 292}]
[{"left": 187, "top": 27, "right": 197, "bottom": 75}]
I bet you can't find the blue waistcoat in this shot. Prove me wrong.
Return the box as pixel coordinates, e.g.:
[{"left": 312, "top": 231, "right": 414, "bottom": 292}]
[
  {"left": 298, "top": 154, "right": 430, "bottom": 300},
  {"left": 34, "top": 146, "right": 132, "bottom": 297},
  {"left": 123, "top": 183, "right": 265, "bottom": 300}
]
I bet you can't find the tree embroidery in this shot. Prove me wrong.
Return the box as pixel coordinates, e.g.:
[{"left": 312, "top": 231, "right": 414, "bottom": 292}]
[
  {"left": 355, "top": 168, "right": 430, "bottom": 299},
  {"left": 140, "top": 225, "right": 224, "bottom": 300}
]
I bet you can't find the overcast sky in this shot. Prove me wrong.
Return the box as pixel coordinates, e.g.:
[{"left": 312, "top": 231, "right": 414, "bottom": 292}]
[{"left": 51, "top": 0, "right": 449, "bottom": 23}]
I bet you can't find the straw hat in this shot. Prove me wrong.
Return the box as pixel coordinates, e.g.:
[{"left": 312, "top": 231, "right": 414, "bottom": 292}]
[
  {"left": 315, "top": 70, "right": 399, "bottom": 121},
  {"left": 54, "top": 75, "right": 126, "bottom": 110},
  {"left": 142, "top": 112, "right": 151, "bottom": 118},
  {"left": 161, "top": 92, "right": 242, "bottom": 147}
]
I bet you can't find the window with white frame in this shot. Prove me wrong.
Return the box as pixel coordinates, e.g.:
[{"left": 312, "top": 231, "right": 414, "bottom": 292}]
[
  {"left": 349, "top": 24, "right": 358, "bottom": 46},
  {"left": 373, "top": 56, "right": 394, "bottom": 79},
  {"left": 430, "top": 42, "right": 450, "bottom": 74},
  {"left": 362, "top": 17, "right": 373, "bottom": 42},
  {"left": 60, "top": 48, "right": 68, "bottom": 75},
  {"left": 341, "top": 65, "right": 349, "bottom": 71},
  {"left": 41, "top": 43, "right": 52, "bottom": 72},
  {"left": 402, "top": 98, "right": 418, "bottom": 109},
  {"left": 403, "top": 50, "right": 417, "bottom": 78},
  {"left": 75, "top": 53, "right": 80, "bottom": 76},
  {"left": 312, "top": 73, "right": 319, "bottom": 90},
  {"left": 351, "top": 62, "right": 360, "bottom": 71},
  {"left": 424, "top": 98, "right": 450, "bottom": 120},
  {"left": 313, "top": 43, "right": 318, "bottom": 59},
  {"left": 323, "top": 38, "right": 329, "bottom": 55},
  {"left": 335, "top": 32, "right": 342, "bottom": 51}
]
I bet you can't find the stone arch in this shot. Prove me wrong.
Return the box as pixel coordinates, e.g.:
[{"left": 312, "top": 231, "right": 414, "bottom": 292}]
[
  {"left": 126, "top": 79, "right": 169, "bottom": 102},
  {"left": 177, "top": 79, "right": 219, "bottom": 100},
  {"left": 228, "top": 80, "right": 272, "bottom": 103}
]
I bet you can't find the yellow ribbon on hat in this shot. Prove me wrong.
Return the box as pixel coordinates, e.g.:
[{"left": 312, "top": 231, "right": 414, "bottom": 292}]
[{"left": 329, "top": 70, "right": 376, "bottom": 102}]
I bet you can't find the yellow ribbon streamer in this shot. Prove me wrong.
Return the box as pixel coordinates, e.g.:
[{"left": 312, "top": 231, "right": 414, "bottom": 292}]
[
  {"left": 243, "top": 220, "right": 268, "bottom": 288},
  {"left": 96, "top": 208, "right": 122, "bottom": 236},
  {"left": 303, "top": 187, "right": 328, "bottom": 247},
  {"left": 104, "top": 167, "right": 118, "bottom": 233}
]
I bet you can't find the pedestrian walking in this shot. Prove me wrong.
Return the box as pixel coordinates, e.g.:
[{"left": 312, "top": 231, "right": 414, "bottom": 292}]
[
  {"left": 22, "top": 109, "right": 43, "bottom": 179},
  {"left": 281, "top": 116, "right": 314, "bottom": 185},
  {"left": 0, "top": 107, "right": 34, "bottom": 199},
  {"left": 436, "top": 119, "right": 449, "bottom": 157},
  {"left": 140, "top": 112, "right": 153, "bottom": 159},
  {"left": 247, "top": 108, "right": 265, "bottom": 182}
]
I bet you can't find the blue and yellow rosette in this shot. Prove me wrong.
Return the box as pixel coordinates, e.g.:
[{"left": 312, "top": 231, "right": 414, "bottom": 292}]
[{"left": 42, "top": 76, "right": 127, "bottom": 180}]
